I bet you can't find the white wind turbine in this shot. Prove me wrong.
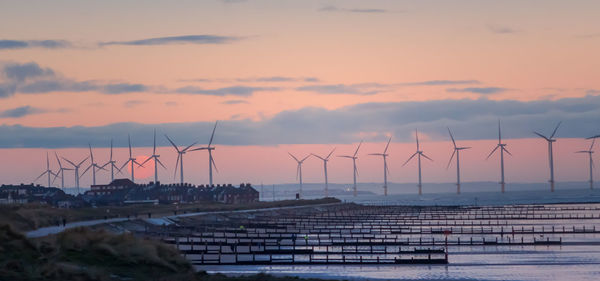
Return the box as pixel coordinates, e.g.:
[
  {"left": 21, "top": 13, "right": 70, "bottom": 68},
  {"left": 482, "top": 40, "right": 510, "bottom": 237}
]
[
  {"left": 369, "top": 137, "right": 392, "bottom": 196},
  {"left": 576, "top": 137, "right": 595, "bottom": 190},
  {"left": 141, "top": 129, "right": 167, "bottom": 184},
  {"left": 62, "top": 156, "right": 89, "bottom": 193},
  {"left": 447, "top": 128, "right": 471, "bottom": 194},
  {"left": 486, "top": 120, "right": 512, "bottom": 193},
  {"left": 81, "top": 144, "right": 107, "bottom": 186},
  {"left": 338, "top": 141, "right": 363, "bottom": 197},
  {"left": 120, "top": 135, "right": 144, "bottom": 183},
  {"left": 534, "top": 122, "right": 561, "bottom": 192},
  {"left": 311, "top": 148, "right": 336, "bottom": 197},
  {"left": 53, "top": 152, "right": 72, "bottom": 189},
  {"left": 103, "top": 139, "right": 122, "bottom": 183},
  {"left": 34, "top": 152, "right": 58, "bottom": 188},
  {"left": 190, "top": 122, "right": 218, "bottom": 186},
  {"left": 288, "top": 153, "right": 311, "bottom": 199},
  {"left": 165, "top": 134, "right": 198, "bottom": 185},
  {"left": 403, "top": 130, "right": 433, "bottom": 195}
]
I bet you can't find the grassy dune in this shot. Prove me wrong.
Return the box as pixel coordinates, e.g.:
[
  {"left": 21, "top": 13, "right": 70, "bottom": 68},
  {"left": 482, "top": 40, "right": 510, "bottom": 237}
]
[
  {"left": 0, "top": 225, "right": 334, "bottom": 281},
  {"left": 0, "top": 198, "right": 340, "bottom": 232}
]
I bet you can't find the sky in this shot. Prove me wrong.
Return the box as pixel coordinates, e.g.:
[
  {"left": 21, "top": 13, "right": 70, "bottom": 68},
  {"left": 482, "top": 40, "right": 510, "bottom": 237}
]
[{"left": 1, "top": 0, "right": 600, "bottom": 189}]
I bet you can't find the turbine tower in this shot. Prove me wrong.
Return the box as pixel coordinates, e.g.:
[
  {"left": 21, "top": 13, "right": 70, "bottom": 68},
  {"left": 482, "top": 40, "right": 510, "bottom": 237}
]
[
  {"left": 190, "top": 121, "right": 218, "bottom": 186},
  {"left": 288, "top": 153, "right": 310, "bottom": 199},
  {"left": 311, "top": 148, "right": 336, "bottom": 197},
  {"left": 53, "top": 152, "right": 72, "bottom": 189},
  {"left": 120, "top": 135, "right": 143, "bottom": 183},
  {"left": 165, "top": 135, "right": 198, "bottom": 184},
  {"left": 534, "top": 122, "right": 561, "bottom": 192},
  {"left": 103, "top": 139, "right": 122, "bottom": 182},
  {"left": 369, "top": 137, "right": 392, "bottom": 196},
  {"left": 141, "top": 129, "right": 167, "bottom": 184},
  {"left": 81, "top": 144, "right": 106, "bottom": 185},
  {"left": 577, "top": 137, "right": 596, "bottom": 189},
  {"left": 34, "top": 152, "right": 57, "bottom": 188},
  {"left": 338, "top": 141, "right": 363, "bottom": 197},
  {"left": 447, "top": 128, "right": 471, "bottom": 194},
  {"left": 62, "top": 156, "right": 89, "bottom": 193},
  {"left": 403, "top": 130, "right": 432, "bottom": 195},
  {"left": 486, "top": 120, "right": 512, "bottom": 193}
]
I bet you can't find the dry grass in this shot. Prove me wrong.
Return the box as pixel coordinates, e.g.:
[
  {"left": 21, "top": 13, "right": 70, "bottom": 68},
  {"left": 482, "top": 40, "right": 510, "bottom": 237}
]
[{"left": 0, "top": 224, "right": 335, "bottom": 281}]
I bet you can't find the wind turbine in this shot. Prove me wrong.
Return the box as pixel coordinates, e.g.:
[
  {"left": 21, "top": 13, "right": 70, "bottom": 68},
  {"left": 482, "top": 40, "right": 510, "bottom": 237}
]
[
  {"left": 311, "top": 148, "right": 336, "bottom": 197},
  {"left": 62, "top": 156, "right": 89, "bottom": 194},
  {"left": 447, "top": 128, "right": 471, "bottom": 194},
  {"left": 120, "top": 135, "right": 144, "bottom": 183},
  {"left": 288, "top": 153, "right": 311, "bottom": 199},
  {"left": 81, "top": 144, "right": 107, "bottom": 186},
  {"left": 534, "top": 122, "right": 561, "bottom": 192},
  {"left": 403, "top": 130, "right": 432, "bottom": 195},
  {"left": 369, "top": 137, "right": 392, "bottom": 196},
  {"left": 34, "top": 152, "right": 57, "bottom": 188},
  {"left": 190, "top": 121, "right": 218, "bottom": 186},
  {"left": 53, "top": 152, "right": 72, "bottom": 189},
  {"left": 141, "top": 129, "right": 167, "bottom": 184},
  {"left": 165, "top": 134, "right": 197, "bottom": 184},
  {"left": 576, "top": 137, "right": 595, "bottom": 190},
  {"left": 338, "top": 141, "right": 362, "bottom": 197},
  {"left": 103, "top": 139, "right": 122, "bottom": 182},
  {"left": 486, "top": 120, "right": 512, "bottom": 193}
]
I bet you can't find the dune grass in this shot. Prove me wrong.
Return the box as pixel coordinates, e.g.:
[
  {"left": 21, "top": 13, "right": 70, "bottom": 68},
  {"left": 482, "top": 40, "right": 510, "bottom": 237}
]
[{"left": 0, "top": 225, "right": 335, "bottom": 281}]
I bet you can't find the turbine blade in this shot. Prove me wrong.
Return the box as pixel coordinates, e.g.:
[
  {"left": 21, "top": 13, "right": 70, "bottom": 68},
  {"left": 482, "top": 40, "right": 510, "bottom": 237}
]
[
  {"left": 182, "top": 141, "right": 199, "bottom": 152},
  {"left": 99, "top": 162, "right": 110, "bottom": 169},
  {"left": 81, "top": 165, "right": 92, "bottom": 177},
  {"left": 447, "top": 150, "right": 456, "bottom": 170},
  {"left": 52, "top": 172, "right": 61, "bottom": 184},
  {"left": 140, "top": 156, "right": 153, "bottom": 166},
  {"left": 88, "top": 143, "right": 94, "bottom": 163},
  {"left": 153, "top": 129, "right": 157, "bottom": 155},
  {"left": 575, "top": 151, "right": 588, "bottom": 153},
  {"left": 119, "top": 159, "right": 130, "bottom": 171},
  {"left": 157, "top": 158, "right": 167, "bottom": 170},
  {"left": 211, "top": 157, "right": 219, "bottom": 173},
  {"left": 115, "top": 163, "right": 124, "bottom": 174},
  {"left": 534, "top": 132, "right": 550, "bottom": 141},
  {"left": 109, "top": 139, "right": 114, "bottom": 161},
  {"left": 97, "top": 164, "right": 108, "bottom": 171},
  {"left": 338, "top": 155, "right": 354, "bottom": 159},
  {"left": 403, "top": 152, "right": 418, "bottom": 167},
  {"left": 128, "top": 135, "right": 132, "bottom": 158},
  {"left": 173, "top": 154, "right": 180, "bottom": 180},
  {"left": 503, "top": 146, "right": 513, "bottom": 156},
  {"left": 300, "top": 155, "right": 311, "bottom": 162},
  {"left": 209, "top": 121, "right": 218, "bottom": 146},
  {"left": 353, "top": 140, "right": 363, "bottom": 157},
  {"left": 326, "top": 147, "right": 336, "bottom": 160},
  {"left": 415, "top": 129, "right": 420, "bottom": 151},
  {"left": 498, "top": 120, "right": 502, "bottom": 143},
  {"left": 288, "top": 152, "right": 300, "bottom": 162},
  {"left": 77, "top": 156, "right": 89, "bottom": 167},
  {"left": 34, "top": 171, "right": 47, "bottom": 182},
  {"left": 448, "top": 127, "right": 456, "bottom": 148},
  {"left": 54, "top": 152, "right": 62, "bottom": 169},
  {"left": 550, "top": 121, "right": 562, "bottom": 139},
  {"left": 311, "top": 153, "right": 325, "bottom": 161},
  {"left": 590, "top": 138, "right": 596, "bottom": 151},
  {"left": 62, "top": 157, "right": 76, "bottom": 167},
  {"left": 384, "top": 137, "right": 392, "bottom": 154},
  {"left": 486, "top": 145, "right": 499, "bottom": 160},
  {"left": 421, "top": 153, "right": 433, "bottom": 161},
  {"left": 164, "top": 134, "right": 180, "bottom": 152}
]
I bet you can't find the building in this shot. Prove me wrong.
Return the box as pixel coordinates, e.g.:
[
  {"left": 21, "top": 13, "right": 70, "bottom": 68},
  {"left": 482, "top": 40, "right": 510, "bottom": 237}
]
[
  {"left": 0, "top": 184, "right": 82, "bottom": 207},
  {"left": 83, "top": 179, "right": 259, "bottom": 206}
]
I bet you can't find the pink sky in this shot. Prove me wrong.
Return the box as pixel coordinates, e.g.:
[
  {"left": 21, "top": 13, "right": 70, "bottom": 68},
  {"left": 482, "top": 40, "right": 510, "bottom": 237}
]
[{"left": 1, "top": 1, "right": 599, "bottom": 188}]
